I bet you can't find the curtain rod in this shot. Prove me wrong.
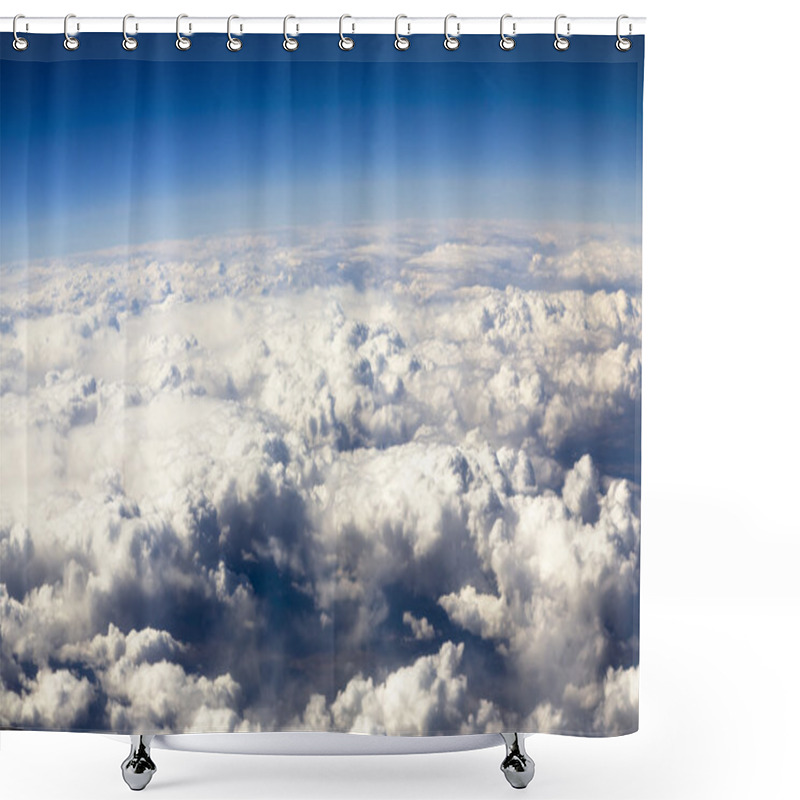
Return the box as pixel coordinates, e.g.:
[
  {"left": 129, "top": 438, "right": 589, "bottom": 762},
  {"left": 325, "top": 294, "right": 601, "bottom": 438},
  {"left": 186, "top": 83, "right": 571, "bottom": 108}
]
[{"left": 1, "top": 16, "right": 646, "bottom": 36}]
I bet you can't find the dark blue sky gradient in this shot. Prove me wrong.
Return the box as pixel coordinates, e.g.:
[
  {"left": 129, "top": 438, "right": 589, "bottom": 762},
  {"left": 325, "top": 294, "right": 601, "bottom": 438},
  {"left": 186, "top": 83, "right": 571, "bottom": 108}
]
[{"left": 1, "top": 35, "right": 643, "bottom": 262}]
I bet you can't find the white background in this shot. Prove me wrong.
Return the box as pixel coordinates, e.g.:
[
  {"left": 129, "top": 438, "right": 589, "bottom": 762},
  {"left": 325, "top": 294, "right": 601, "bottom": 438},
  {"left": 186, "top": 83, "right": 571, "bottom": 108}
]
[{"left": 1, "top": 1, "right": 798, "bottom": 798}]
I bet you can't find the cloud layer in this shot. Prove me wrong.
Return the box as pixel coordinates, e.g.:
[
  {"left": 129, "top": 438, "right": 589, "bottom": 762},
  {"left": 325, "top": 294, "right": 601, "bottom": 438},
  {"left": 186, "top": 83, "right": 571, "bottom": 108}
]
[{"left": 1, "top": 220, "right": 640, "bottom": 736}]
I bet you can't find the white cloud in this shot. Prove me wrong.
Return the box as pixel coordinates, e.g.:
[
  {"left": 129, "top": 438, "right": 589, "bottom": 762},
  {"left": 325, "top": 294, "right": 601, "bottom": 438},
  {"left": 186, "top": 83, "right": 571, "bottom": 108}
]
[
  {"left": 562, "top": 453, "right": 601, "bottom": 523},
  {"left": 530, "top": 238, "right": 641, "bottom": 290},
  {"left": 0, "top": 220, "right": 640, "bottom": 735},
  {"left": 0, "top": 666, "right": 97, "bottom": 729},
  {"left": 402, "top": 611, "right": 436, "bottom": 641},
  {"left": 104, "top": 661, "right": 243, "bottom": 733},
  {"left": 593, "top": 665, "right": 639, "bottom": 734},
  {"left": 438, "top": 585, "right": 509, "bottom": 640},
  {"left": 292, "top": 642, "right": 503, "bottom": 736},
  {"left": 432, "top": 452, "right": 640, "bottom": 733}
]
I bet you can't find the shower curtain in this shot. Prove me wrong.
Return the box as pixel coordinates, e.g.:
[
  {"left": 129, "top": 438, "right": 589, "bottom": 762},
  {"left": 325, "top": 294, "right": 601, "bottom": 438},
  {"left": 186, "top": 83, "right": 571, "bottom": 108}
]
[{"left": 0, "top": 29, "right": 643, "bottom": 738}]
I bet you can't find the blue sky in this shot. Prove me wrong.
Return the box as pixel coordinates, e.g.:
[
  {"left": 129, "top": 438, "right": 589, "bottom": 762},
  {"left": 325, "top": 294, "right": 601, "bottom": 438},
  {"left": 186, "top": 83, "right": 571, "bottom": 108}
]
[{"left": 1, "top": 34, "right": 643, "bottom": 263}]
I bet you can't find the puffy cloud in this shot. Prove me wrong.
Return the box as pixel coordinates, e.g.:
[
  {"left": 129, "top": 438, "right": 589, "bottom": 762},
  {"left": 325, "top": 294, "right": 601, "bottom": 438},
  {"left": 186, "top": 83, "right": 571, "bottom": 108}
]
[
  {"left": 104, "top": 661, "right": 243, "bottom": 733},
  {"left": 59, "top": 623, "right": 186, "bottom": 667},
  {"left": 559, "top": 665, "right": 639, "bottom": 735},
  {"left": 435, "top": 459, "right": 640, "bottom": 733},
  {"left": 1, "top": 221, "right": 639, "bottom": 314},
  {"left": 60, "top": 623, "right": 244, "bottom": 732},
  {"left": 0, "top": 587, "right": 248, "bottom": 732},
  {"left": 438, "top": 586, "right": 508, "bottom": 640},
  {"left": 593, "top": 665, "right": 639, "bottom": 734},
  {"left": 403, "top": 612, "right": 436, "bottom": 641},
  {"left": 529, "top": 238, "right": 641, "bottom": 291},
  {"left": 0, "top": 523, "right": 35, "bottom": 600},
  {"left": 562, "top": 454, "right": 601, "bottom": 523},
  {"left": 0, "top": 666, "right": 97, "bottom": 729},
  {"left": 292, "top": 642, "right": 504, "bottom": 736},
  {"left": 0, "top": 219, "right": 639, "bottom": 736}
]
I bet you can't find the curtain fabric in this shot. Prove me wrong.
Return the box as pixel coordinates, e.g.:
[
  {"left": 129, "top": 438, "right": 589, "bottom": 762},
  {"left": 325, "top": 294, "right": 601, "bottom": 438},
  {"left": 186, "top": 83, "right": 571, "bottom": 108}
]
[{"left": 0, "top": 33, "right": 644, "bottom": 737}]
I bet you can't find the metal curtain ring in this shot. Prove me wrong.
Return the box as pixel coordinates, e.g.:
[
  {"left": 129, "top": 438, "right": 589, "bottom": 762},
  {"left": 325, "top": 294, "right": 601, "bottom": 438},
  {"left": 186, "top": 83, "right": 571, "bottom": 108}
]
[
  {"left": 283, "top": 15, "right": 298, "bottom": 51},
  {"left": 616, "top": 14, "right": 632, "bottom": 51},
  {"left": 227, "top": 15, "right": 242, "bottom": 51},
  {"left": 500, "top": 14, "right": 515, "bottom": 50},
  {"left": 12, "top": 14, "right": 28, "bottom": 51},
  {"left": 122, "top": 14, "right": 138, "bottom": 50},
  {"left": 176, "top": 14, "right": 191, "bottom": 50},
  {"left": 339, "top": 14, "right": 354, "bottom": 50},
  {"left": 394, "top": 14, "right": 410, "bottom": 50},
  {"left": 63, "top": 13, "right": 79, "bottom": 50},
  {"left": 554, "top": 14, "right": 570, "bottom": 51},
  {"left": 444, "top": 14, "right": 460, "bottom": 50}
]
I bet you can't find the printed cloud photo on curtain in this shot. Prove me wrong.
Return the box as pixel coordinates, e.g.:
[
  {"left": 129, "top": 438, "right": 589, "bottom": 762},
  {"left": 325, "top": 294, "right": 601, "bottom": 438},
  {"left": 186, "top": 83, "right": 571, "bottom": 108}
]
[{"left": 0, "top": 33, "right": 643, "bottom": 737}]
